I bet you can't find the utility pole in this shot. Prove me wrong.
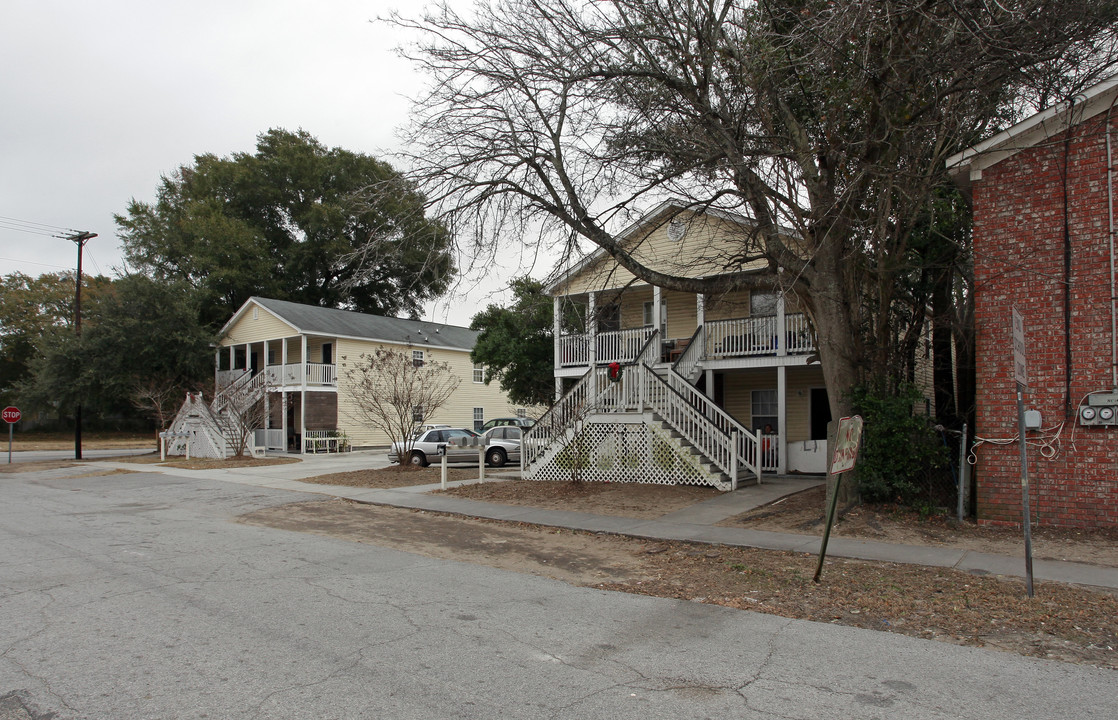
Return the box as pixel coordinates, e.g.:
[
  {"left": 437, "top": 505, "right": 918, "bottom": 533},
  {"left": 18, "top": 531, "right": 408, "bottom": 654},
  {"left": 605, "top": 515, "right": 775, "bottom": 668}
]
[{"left": 66, "top": 231, "right": 97, "bottom": 460}]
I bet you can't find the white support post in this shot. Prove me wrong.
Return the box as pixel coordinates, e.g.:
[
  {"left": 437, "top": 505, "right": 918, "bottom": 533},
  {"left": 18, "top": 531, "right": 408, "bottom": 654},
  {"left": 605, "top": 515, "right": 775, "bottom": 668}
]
[
  {"left": 588, "top": 292, "right": 597, "bottom": 368},
  {"left": 440, "top": 446, "right": 448, "bottom": 490},
  {"left": 553, "top": 296, "right": 561, "bottom": 372},
  {"left": 653, "top": 285, "right": 663, "bottom": 344},
  {"left": 214, "top": 348, "right": 220, "bottom": 392},
  {"left": 776, "top": 294, "right": 787, "bottom": 357},
  {"left": 704, "top": 369, "right": 715, "bottom": 400},
  {"left": 777, "top": 366, "right": 788, "bottom": 475},
  {"left": 281, "top": 339, "right": 289, "bottom": 452},
  {"left": 478, "top": 445, "right": 486, "bottom": 483},
  {"left": 555, "top": 376, "right": 563, "bottom": 402},
  {"left": 730, "top": 429, "right": 738, "bottom": 491},
  {"left": 300, "top": 335, "right": 308, "bottom": 454},
  {"left": 160, "top": 436, "right": 166, "bottom": 462}
]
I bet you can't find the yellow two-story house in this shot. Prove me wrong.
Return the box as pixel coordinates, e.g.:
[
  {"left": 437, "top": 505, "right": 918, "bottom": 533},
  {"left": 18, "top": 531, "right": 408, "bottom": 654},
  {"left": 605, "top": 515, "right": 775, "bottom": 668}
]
[
  {"left": 528, "top": 202, "right": 830, "bottom": 488},
  {"left": 212, "top": 297, "right": 526, "bottom": 452}
]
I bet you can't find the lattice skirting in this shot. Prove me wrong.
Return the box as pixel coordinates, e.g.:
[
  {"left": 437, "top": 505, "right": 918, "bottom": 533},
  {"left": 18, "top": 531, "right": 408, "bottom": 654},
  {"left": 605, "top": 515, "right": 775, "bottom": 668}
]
[{"left": 527, "top": 421, "right": 722, "bottom": 487}]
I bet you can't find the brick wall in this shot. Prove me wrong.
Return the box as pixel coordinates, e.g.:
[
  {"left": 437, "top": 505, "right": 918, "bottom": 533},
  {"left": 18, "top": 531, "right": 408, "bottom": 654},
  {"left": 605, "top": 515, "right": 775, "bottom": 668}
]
[{"left": 972, "top": 111, "right": 1118, "bottom": 528}]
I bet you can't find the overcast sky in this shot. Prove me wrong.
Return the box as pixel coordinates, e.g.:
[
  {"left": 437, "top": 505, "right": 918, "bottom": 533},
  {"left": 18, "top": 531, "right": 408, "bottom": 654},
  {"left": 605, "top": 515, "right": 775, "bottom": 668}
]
[{"left": 0, "top": 0, "right": 536, "bottom": 327}]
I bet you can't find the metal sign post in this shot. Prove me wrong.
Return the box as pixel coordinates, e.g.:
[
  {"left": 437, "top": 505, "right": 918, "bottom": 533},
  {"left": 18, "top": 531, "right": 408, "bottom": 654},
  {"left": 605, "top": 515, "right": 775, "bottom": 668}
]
[
  {"left": 3, "top": 406, "right": 20, "bottom": 464},
  {"left": 814, "top": 415, "right": 863, "bottom": 583},
  {"left": 1012, "top": 307, "right": 1035, "bottom": 598}
]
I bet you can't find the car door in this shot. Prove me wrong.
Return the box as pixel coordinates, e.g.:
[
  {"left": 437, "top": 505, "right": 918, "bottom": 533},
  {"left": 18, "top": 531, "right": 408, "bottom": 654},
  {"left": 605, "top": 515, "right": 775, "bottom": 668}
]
[
  {"left": 444, "top": 429, "right": 476, "bottom": 462},
  {"left": 504, "top": 426, "right": 522, "bottom": 462}
]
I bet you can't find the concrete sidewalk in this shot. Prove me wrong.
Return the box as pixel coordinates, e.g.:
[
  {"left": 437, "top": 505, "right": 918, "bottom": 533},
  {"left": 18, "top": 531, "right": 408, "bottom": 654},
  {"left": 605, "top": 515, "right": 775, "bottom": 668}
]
[{"left": 92, "top": 450, "right": 1118, "bottom": 592}]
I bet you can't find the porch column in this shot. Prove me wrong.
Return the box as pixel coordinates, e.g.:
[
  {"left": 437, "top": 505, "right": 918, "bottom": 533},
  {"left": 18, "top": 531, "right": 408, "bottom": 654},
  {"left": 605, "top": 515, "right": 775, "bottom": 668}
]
[
  {"left": 553, "top": 296, "right": 561, "bottom": 372},
  {"left": 214, "top": 347, "right": 220, "bottom": 391},
  {"left": 777, "top": 365, "right": 788, "bottom": 475},
  {"left": 300, "top": 335, "right": 308, "bottom": 454},
  {"left": 281, "top": 340, "right": 288, "bottom": 450},
  {"left": 696, "top": 292, "right": 705, "bottom": 328},
  {"left": 228, "top": 345, "right": 235, "bottom": 372},
  {"left": 555, "top": 376, "right": 563, "bottom": 402},
  {"left": 705, "top": 369, "right": 715, "bottom": 400},
  {"left": 653, "top": 285, "right": 663, "bottom": 338},
  {"left": 776, "top": 294, "right": 787, "bottom": 357},
  {"left": 587, "top": 292, "right": 597, "bottom": 368}
]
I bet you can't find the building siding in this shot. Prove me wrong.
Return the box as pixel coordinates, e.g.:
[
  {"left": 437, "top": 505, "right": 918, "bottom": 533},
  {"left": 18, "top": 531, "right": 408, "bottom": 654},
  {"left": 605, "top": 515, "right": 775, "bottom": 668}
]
[
  {"left": 223, "top": 304, "right": 296, "bottom": 345},
  {"left": 970, "top": 109, "right": 1118, "bottom": 528},
  {"left": 334, "top": 338, "right": 523, "bottom": 447}
]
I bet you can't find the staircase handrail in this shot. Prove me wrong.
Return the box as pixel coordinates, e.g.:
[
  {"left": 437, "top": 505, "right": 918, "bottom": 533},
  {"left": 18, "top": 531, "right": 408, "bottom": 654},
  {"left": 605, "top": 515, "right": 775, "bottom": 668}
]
[
  {"left": 523, "top": 367, "right": 598, "bottom": 467},
  {"left": 671, "top": 325, "right": 705, "bottom": 379},
  {"left": 213, "top": 370, "right": 268, "bottom": 414},
  {"left": 653, "top": 364, "right": 761, "bottom": 484},
  {"left": 639, "top": 363, "right": 736, "bottom": 486}
]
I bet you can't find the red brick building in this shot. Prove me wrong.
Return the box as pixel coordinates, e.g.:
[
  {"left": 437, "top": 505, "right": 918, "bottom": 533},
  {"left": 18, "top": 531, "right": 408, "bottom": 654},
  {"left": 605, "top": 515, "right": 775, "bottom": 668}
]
[{"left": 949, "top": 77, "right": 1118, "bottom": 528}]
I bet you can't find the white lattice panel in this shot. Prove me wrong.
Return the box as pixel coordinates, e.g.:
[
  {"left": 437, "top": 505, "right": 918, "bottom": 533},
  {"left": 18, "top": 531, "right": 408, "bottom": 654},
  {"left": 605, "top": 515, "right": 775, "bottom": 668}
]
[{"left": 527, "top": 421, "right": 726, "bottom": 489}]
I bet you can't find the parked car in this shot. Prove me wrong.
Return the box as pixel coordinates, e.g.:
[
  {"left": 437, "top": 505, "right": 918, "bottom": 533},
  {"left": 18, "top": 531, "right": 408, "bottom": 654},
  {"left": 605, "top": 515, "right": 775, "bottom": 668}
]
[
  {"left": 412, "top": 423, "right": 451, "bottom": 436},
  {"left": 389, "top": 427, "right": 480, "bottom": 467},
  {"left": 478, "top": 417, "right": 536, "bottom": 433},
  {"left": 480, "top": 425, "right": 523, "bottom": 467}
]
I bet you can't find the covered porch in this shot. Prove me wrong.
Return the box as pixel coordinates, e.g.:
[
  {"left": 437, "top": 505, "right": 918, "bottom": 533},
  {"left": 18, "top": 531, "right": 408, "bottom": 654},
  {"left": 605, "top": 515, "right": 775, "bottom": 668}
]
[{"left": 216, "top": 334, "right": 342, "bottom": 454}]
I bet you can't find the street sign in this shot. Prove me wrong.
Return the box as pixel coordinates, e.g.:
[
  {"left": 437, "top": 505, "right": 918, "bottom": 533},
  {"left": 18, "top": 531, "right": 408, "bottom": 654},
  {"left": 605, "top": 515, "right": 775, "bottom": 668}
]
[
  {"left": 829, "top": 415, "right": 863, "bottom": 475},
  {"left": 3, "top": 406, "right": 17, "bottom": 464},
  {"left": 1012, "top": 306, "right": 1028, "bottom": 389}
]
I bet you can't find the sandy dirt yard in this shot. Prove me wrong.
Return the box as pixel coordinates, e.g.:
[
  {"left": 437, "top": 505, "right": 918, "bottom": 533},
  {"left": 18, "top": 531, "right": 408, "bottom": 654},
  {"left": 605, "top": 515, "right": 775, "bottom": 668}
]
[
  {"left": 242, "top": 498, "right": 1118, "bottom": 669},
  {"left": 237, "top": 468, "right": 1118, "bottom": 668}
]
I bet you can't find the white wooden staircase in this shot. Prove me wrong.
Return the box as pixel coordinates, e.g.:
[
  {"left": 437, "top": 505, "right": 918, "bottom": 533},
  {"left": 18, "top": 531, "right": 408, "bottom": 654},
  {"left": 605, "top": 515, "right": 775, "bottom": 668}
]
[{"left": 525, "top": 332, "right": 761, "bottom": 490}]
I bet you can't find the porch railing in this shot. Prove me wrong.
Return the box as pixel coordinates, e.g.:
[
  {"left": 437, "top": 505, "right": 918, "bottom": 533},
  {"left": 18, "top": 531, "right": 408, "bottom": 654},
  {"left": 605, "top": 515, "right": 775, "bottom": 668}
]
[
  {"left": 303, "top": 430, "right": 349, "bottom": 453},
  {"left": 558, "top": 327, "right": 656, "bottom": 367},
  {"left": 705, "top": 313, "right": 814, "bottom": 358},
  {"left": 265, "top": 362, "right": 337, "bottom": 386}
]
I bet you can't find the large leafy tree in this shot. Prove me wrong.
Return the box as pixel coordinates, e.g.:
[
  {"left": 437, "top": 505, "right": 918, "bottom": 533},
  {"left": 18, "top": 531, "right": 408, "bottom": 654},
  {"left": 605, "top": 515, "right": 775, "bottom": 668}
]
[
  {"left": 116, "top": 128, "right": 456, "bottom": 325},
  {"left": 470, "top": 278, "right": 555, "bottom": 408},
  {"left": 19, "top": 275, "right": 214, "bottom": 425},
  {"left": 396, "top": 0, "right": 1118, "bottom": 419},
  {"left": 0, "top": 271, "right": 112, "bottom": 405}
]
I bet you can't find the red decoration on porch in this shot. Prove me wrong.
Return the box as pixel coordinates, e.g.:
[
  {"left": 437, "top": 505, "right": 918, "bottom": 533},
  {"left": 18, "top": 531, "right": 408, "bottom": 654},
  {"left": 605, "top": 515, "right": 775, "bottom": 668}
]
[{"left": 608, "top": 362, "right": 622, "bottom": 382}]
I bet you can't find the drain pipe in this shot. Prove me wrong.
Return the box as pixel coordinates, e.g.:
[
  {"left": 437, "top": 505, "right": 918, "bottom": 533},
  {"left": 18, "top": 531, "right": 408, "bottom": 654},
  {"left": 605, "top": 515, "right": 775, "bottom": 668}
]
[{"left": 1107, "top": 96, "right": 1118, "bottom": 389}]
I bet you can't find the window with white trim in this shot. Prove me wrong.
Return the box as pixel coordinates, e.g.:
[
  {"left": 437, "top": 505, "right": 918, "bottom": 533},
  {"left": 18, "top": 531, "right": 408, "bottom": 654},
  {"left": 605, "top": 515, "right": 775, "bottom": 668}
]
[
  {"left": 473, "top": 407, "right": 485, "bottom": 432},
  {"left": 412, "top": 350, "right": 425, "bottom": 368},
  {"left": 516, "top": 408, "right": 527, "bottom": 418},
  {"left": 473, "top": 364, "right": 485, "bottom": 383},
  {"left": 412, "top": 405, "right": 424, "bottom": 423},
  {"left": 751, "top": 389, "right": 778, "bottom": 433}
]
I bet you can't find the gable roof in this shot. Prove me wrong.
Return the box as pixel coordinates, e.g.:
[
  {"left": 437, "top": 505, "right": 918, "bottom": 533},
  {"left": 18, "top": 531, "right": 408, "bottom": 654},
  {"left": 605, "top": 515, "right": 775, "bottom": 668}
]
[
  {"left": 541, "top": 200, "right": 771, "bottom": 295},
  {"left": 222, "top": 297, "right": 479, "bottom": 351},
  {"left": 948, "top": 74, "right": 1118, "bottom": 186}
]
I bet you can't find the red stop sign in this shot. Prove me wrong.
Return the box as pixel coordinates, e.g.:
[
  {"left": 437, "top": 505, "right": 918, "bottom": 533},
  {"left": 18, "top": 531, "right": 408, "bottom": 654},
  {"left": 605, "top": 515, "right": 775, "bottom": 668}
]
[{"left": 2, "top": 406, "right": 20, "bottom": 423}]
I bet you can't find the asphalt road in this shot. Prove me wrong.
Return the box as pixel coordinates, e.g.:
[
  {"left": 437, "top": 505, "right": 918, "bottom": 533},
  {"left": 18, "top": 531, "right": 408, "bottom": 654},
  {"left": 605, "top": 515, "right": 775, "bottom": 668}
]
[{"left": 1, "top": 466, "right": 1113, "bottom": 719}]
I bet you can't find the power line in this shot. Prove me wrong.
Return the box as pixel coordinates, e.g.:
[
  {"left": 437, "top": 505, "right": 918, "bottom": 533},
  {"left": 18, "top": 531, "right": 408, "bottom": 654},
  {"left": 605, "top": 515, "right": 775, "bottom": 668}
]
[{"left": 0, "top": 214, "right": 80, "bottom": 234}]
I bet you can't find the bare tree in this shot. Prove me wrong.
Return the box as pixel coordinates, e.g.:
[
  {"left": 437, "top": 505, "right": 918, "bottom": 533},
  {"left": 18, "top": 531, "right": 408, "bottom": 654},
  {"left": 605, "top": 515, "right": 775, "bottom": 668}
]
[
  {"left": 392, "top": 0, "right": 1118, "bottom": 418},
  {"left": 344, "top": 347, "right": 461, "bottom": 463},
  {"left": 220, "top": 395, "right": 268, "bottom": 458},
  {"left": 131, "top": 377, "right": 187, "bottom": 449}
]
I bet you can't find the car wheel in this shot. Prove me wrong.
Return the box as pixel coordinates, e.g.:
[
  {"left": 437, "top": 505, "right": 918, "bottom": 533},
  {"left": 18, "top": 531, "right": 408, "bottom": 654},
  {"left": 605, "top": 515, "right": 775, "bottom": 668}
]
[
  {"left": 409, "top": 451, "right": 429, "bottom": 467},
  {"left": 486, "top": 448, "right": 507, "bottom": 467}
]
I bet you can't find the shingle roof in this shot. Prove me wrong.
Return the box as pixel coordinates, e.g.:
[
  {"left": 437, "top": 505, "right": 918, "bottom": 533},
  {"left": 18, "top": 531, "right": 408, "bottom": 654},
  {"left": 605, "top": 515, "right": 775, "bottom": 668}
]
[{"left": 249, "top": 297, "right": 478, "bottom": 351}]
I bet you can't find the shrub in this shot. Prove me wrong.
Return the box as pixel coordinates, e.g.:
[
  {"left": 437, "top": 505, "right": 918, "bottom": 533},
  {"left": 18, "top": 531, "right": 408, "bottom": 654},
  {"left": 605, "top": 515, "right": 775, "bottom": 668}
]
[{"left": 848, "top": 382, "right": 950, "bottom": 506}]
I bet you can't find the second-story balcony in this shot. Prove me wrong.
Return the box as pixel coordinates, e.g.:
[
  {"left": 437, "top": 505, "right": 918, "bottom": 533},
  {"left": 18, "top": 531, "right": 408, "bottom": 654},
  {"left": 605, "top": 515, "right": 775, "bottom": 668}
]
[
  {"left": 557, "top": 314, "right": 814, "bottom": 369},
  {"left": 266, "top": 362, "right": 337, "bottom": 387},
  {"left": 217, "top": 363, "right": 337, "bottom": 389}
]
